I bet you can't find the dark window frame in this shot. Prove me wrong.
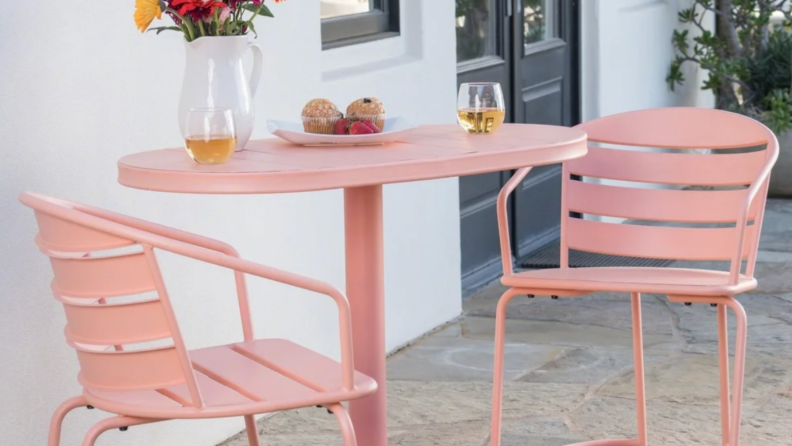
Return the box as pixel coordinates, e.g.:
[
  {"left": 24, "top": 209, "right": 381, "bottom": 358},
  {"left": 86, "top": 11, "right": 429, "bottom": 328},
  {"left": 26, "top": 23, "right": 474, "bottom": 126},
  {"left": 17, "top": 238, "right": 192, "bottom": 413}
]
[{"left": 321, "top": 0, "right": 400, "bottom": 50}]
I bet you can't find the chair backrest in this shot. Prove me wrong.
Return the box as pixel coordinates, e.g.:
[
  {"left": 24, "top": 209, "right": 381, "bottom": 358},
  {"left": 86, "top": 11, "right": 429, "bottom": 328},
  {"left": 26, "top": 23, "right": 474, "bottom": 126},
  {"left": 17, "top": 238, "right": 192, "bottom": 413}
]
[
  {"left": 563, "top": 107, "right": 778, "bottom": 281},
  {"left": 19, "top": 193, "right": 204, "bottom": 408}
]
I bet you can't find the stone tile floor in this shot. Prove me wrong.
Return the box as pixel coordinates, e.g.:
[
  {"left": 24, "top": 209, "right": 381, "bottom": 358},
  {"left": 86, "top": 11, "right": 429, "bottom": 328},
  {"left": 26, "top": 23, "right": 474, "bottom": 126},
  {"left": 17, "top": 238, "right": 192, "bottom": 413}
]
[{"left": 222, "top": 199, "right": 792, "bottom": 445}]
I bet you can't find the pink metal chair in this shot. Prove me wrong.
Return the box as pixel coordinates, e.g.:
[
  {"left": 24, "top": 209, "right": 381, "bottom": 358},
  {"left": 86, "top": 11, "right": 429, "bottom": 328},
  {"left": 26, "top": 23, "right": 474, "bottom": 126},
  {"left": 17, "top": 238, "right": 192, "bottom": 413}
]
[
  {"left": 19, "top": 192, "right": 377, "bottom": 446},
  {"left": 491, "top": 108, "right": 779, "bottom": 446}
]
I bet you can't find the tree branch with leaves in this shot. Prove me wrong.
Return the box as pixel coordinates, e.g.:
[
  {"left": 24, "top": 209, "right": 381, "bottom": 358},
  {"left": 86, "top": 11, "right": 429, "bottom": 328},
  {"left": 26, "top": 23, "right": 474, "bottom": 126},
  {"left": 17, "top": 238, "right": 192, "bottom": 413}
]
[{"left": 667, "top": 0, "right": 792, "bottom": 133}]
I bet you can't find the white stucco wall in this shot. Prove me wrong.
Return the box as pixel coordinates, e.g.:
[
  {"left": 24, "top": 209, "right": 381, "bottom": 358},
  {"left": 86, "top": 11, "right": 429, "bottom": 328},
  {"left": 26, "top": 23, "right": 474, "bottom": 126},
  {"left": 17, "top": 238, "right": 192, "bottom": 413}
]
[
  {"left": 0, "top": 1, "right": 458, "bottom": 445},
  {"left": 582, "top": 0, "right": 715, "bottom": 123}
]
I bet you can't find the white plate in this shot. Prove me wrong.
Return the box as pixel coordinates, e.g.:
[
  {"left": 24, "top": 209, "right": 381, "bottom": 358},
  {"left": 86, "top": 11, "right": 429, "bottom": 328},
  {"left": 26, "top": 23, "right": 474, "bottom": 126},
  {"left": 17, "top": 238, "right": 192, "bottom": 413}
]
[{"left": 267, "top": 117, "right": 415, "bottom": 146}]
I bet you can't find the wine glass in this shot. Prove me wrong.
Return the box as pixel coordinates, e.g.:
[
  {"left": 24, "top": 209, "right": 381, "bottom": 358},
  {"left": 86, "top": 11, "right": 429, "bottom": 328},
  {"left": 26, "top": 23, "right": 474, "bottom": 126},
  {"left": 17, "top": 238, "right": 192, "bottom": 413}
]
[
  {"left": 457, "top": 82, "right": 506, "bottom": 134},
  {"left": 184, "top": 108, "right": 237, "bottom": 164}
]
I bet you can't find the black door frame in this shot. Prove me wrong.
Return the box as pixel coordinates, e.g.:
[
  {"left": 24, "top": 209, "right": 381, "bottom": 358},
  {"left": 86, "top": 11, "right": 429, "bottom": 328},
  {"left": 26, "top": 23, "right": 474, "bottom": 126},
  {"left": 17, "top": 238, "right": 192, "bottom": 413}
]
[
  {"left": 508, "top": 0, "right": 581, "bottom": 125},
  {"left": 560, "top": 0, "right": 581, "bottom": 126},
  {"left": 507, "top": 0, "right": 581, "bottom": 261}
]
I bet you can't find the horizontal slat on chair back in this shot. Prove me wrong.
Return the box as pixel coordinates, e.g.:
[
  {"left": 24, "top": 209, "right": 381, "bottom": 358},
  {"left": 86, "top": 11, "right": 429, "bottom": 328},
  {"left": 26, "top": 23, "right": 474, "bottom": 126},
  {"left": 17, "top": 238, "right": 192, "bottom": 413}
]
[
  {"left": 566, "top": 181, "right": 761, "bottom": 223},
  {"left": 49, "top": 253, "right": 156, "bottom": 298},
  {"left": 565, "top": 218, "right": 755, "bottom": 260},
  {"left": 34, "top": 211, "right": 134, "bottom": 251},
  {"left": 60, "top": 295, "right": 172, "bottom": 345},
  {"left": 575, "top": 107, "right": 769, "bottom": 149},
  {"left": 76, "top": 346, "right": 186, "bottom": 391},
  {"left": 566, "top": 145, "right": 766, "bottom": 186},
  {"left": 50, "top": 250, "right": 187, "bottom": 392}
]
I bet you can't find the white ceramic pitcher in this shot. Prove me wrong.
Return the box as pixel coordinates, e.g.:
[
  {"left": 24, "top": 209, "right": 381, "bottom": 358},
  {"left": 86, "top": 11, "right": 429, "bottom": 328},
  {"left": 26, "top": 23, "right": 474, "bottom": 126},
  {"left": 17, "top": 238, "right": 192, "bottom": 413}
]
[{"left": 178, "top": 36, "right": 263, "bottom": 152}]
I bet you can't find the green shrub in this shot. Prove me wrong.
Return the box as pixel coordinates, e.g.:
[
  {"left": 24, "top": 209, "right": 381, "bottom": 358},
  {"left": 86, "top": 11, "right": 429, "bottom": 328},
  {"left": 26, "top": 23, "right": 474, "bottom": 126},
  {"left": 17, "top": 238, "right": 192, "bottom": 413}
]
[{"left": 667, "top": 0, "right": 792, "bottom": 134}]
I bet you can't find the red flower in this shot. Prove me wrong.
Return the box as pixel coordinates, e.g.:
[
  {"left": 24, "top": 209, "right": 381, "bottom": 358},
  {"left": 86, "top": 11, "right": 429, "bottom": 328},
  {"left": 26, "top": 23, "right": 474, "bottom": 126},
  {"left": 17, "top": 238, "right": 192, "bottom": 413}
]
[{"left": 171, "top": 0, "right": 227, "bottom": 21}]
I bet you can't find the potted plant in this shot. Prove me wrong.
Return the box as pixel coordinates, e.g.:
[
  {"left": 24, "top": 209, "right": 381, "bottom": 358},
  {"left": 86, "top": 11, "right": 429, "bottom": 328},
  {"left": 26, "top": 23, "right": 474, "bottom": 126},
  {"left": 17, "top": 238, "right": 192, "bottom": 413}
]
[
  {"left": 134, "top": 0, "right": 284, "bottom": 151},
  {"left": 667, "top": 0, "right": 792, "bottom": 195}
]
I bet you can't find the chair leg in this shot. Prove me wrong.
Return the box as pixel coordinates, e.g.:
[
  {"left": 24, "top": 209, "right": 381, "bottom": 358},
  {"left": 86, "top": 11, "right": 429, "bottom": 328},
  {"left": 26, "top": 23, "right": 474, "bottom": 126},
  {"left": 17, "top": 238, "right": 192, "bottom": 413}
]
[
  {"left": 81, "top": 416, "right": 157, "bottom": 446},
  {"left": 491, "top": 290, "right": 649, "bottom": 446},
  {"left": 328, "top": 403, "right": 357, "bottom": 446},
  {"left": 630, "top": 293, "right": 648, "bottom": 446},
  {"left": 490, "top": 287, "right": 525, "bottom": 446},
  {"left": 723, "top": 297, "right": 748, "bottom": 446},
  {"left": 717, "top": 304, "right": 731, "bottom": 446},
  {"left": 48, "top": 396, "right": 88, "bottom": 446},
  {"left": 244, "top": 415, "right": 261, "bottom": 446},
  {"left": 667, "top": 295, "right": 749, "bottom": 446}
]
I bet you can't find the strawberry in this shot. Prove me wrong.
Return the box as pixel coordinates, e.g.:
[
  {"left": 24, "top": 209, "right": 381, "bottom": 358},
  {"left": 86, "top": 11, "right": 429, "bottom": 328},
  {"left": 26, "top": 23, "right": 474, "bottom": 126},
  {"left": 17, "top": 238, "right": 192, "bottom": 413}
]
[
  {"left": 334, "top": 118, "right": 351, "bottom": 135},
  {"left": 349, "top": 121, "right": 374, "bottom": 135},
  {"left": 363, "top": 120, "right": 382, "bottom": 133}
]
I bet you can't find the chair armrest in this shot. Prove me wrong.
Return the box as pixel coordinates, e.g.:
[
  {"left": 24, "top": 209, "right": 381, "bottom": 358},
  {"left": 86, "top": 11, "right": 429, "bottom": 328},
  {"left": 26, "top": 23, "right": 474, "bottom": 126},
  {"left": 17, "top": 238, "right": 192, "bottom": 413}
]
[
  {"left": 497, "top": 167, "right": 533, "bottom": 276},
  {"left": 730, "top": 130, "right": 780, "bottom": 284},
  {"left": 150, "top": 238, "right": 356, "bottom": 391}
]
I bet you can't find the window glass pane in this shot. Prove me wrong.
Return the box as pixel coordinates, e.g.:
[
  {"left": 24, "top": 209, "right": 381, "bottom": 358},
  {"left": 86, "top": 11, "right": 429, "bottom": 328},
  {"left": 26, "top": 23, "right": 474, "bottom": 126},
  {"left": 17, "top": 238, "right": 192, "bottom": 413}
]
[
  {"left": 321, "top": 0, "right": 372, "bottom": 19},
  {"left": 456, "top": 0, "right": 498, "bottom": 63},
  {"left": 524, "top": 0, "right": 555, "bottom": 47}
]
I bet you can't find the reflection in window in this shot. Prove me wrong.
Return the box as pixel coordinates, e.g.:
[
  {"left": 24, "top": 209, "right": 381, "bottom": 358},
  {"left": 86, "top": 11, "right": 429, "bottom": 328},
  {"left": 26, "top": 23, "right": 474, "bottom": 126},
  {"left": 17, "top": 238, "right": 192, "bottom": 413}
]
[
  {"left": 524, "top": 0, "right": 553, "bottom": 46},
  {"left": 456, "top": 0, "right": 498, "bottom": 63},
  {"left": 321, "top": 0, "right": 371, "bottom": 19}
]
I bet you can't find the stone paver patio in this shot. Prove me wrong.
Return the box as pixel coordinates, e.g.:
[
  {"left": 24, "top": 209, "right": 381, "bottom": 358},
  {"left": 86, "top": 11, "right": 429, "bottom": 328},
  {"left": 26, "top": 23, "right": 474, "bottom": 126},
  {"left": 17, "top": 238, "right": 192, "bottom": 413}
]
[{"left": 222, "top": 199, "right": 792, "bottom": 446}]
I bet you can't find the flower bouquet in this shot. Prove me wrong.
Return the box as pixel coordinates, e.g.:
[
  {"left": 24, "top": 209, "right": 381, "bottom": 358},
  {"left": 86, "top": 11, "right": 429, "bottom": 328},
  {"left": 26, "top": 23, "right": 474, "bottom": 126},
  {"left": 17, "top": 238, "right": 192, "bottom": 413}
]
[{"left": 135, "top": 0, "right": 283, "bottom": 41}]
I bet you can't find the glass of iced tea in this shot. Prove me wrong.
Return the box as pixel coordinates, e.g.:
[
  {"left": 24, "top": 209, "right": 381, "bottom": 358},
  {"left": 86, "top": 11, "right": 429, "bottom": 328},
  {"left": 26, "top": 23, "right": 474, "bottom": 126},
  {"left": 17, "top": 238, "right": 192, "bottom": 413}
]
[
  {"left": 184, "top": 108, "right": 237, "bottom": 164},
  {"left": 457, "top": 82, "right": 506, "bottom": 134}
]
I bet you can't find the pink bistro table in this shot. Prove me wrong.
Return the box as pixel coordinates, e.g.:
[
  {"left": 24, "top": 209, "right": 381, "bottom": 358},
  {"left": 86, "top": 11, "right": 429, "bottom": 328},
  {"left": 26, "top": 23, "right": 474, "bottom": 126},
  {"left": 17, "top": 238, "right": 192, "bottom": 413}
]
[{"left": 117, "top": 123, "right": 588, "bottom": 446}]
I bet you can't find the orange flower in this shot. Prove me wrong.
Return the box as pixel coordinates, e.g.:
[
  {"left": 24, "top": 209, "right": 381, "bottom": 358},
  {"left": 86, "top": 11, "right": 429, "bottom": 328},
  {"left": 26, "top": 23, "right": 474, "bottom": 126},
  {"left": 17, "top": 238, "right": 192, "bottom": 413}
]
[{"left": 134, "top": 0, "right": 163, "bottom": 33}]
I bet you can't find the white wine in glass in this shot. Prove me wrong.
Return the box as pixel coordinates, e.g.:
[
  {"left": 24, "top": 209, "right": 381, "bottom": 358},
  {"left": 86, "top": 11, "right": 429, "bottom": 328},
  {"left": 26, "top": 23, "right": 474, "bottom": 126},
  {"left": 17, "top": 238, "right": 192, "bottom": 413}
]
[
  {"left": 457, "top": 82, "right": 506, "bottom": 134},
  {"left": 184, "top": 108, "right": 236, "bottom": 164}
]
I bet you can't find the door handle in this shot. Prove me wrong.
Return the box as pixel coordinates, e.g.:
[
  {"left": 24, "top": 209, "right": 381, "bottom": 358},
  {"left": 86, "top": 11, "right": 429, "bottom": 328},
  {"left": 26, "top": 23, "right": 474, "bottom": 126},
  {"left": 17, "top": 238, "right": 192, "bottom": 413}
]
[{"left": 507, "top": 0, "right": 513, "bottom": 17}]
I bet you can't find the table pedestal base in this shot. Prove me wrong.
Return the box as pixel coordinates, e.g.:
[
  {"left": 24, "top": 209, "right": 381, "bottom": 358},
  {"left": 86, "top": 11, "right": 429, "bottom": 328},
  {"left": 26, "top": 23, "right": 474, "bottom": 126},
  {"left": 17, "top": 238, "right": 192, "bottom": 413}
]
[{"left": 344, "top": 185, "right": 387, "bottom": 446}]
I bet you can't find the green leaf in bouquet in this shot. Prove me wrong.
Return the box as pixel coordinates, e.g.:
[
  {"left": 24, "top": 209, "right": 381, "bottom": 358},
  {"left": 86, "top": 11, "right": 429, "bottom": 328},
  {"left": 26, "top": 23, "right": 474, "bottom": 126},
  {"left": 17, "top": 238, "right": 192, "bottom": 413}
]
[
  {"left": 148, "top": 26, "right": 183, "bottom": 35},
  {"left": 226, "top": 20, "right": 239, "bottom": 35},
  {"left": 179, "top": 23, "right": 192, "bottom": 40},
  {"left": 181, "top": 15, "right": 197, "bottom": 41},
  {"left": 241, "top": 3, "right": 274, "bottom": 18},
  {"left": 247, "top": 20, "right": 258, "bottom": 38},
  {"left": 212, "top": 9, "right": 220, "bottom": 36}
]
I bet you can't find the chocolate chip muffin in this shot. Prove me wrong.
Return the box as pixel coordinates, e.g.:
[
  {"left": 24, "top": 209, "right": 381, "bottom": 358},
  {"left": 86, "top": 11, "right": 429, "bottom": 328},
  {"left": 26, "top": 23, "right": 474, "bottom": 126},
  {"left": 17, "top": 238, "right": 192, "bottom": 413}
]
[
  {"left": 346, "top": 97, "right": 386, "bottom": 131},
  {"left": 301, "top": 99, "right": 342, "bottom": 134}
]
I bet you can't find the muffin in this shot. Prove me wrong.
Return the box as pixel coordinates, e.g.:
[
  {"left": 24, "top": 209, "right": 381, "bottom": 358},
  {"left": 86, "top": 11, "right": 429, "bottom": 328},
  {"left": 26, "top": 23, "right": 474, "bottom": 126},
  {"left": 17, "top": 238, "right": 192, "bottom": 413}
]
[
  {"left": 346, "top": 97, "right": 386, "bottom": 131},
  {"left": 302, "top": 99, "right": 342, "bottom": 134}
]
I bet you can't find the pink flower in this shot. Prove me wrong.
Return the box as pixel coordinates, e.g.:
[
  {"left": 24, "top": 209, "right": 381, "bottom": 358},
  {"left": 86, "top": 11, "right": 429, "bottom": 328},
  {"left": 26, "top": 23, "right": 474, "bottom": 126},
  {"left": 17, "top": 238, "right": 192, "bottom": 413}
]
[{"left": 218, "top": 6, "right": 231, "bottom": 22}]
